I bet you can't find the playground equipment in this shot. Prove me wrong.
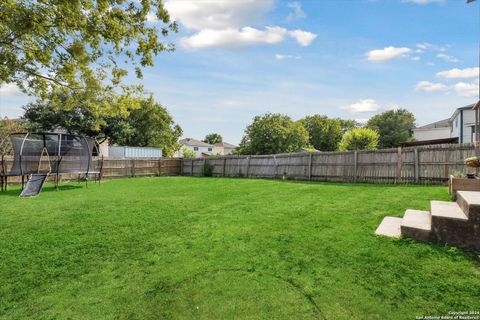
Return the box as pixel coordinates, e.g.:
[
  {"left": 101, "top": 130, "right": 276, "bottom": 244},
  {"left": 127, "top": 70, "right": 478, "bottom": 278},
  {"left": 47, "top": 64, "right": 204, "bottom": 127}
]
[{"left": 0, "top": 133, "right": 103, "bottom": 197}]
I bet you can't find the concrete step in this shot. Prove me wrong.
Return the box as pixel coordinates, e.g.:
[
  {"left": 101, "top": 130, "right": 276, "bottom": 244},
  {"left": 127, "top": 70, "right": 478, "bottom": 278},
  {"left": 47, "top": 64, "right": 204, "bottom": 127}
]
[
  {"left": 456, "top": 191, "right": 480, "bottom": 222},
  {"left": 400, "top": 210, "right": 431, "bottom": 241},
  {"left": 375, "top": 216, "right": 402, "bottom": 238},
  {"left": 430, "top": 201, "right": 468, "bottom": 221}
]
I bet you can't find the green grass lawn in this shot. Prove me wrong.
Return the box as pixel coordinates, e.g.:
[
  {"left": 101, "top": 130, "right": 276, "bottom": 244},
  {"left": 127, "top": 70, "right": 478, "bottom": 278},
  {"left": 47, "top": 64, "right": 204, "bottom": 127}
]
[{"left": 1, "top": 177, "right": 479, "bottom": 319}]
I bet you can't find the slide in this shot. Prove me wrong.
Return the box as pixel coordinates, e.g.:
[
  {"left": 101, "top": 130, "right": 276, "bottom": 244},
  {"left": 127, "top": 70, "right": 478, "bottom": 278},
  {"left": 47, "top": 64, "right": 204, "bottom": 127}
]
[{"left": 20, "top": 173, "right": 49, "bottom": 197}]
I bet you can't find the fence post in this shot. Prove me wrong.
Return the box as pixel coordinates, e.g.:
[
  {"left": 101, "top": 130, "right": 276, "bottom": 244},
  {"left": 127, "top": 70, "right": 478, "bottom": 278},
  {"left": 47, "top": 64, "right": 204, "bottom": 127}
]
[
  {"left": 203, "top": 158, "right": 206, "bottom": 176},
  {"left": 191, "top": 159, "right": 194, "bottom": 176},
  {"left": 131, "top": 159, "right": 135, "bottom": 177},
  {"left": 246, "top": 156, "right": 251, "bottom": 178},
  {"left": 308, "top": 153, "right": 313, "bottom": 180},
  {"left": 273, "top": 155, "right": 277, "bottom": 179},
  {"left": 414, "top": 148, "right": 419, "bottom": 183},
  {"left": 353, "top": 151, "right": 358, "bottom": 183},
  {"left": 396, "top": 147, "right": 402, "bottom": 183},
  {"left": 222, "top": 157, "right": 226, "bottom": 177},
  {"left": 444, "top": 148, "right": 449, "bottom": 179},
  {"left": 158, "top": 159, "right": 162, "bottom": 176},
  {"left": 180, "top": 158, "right": 183, "bottom": 176}
]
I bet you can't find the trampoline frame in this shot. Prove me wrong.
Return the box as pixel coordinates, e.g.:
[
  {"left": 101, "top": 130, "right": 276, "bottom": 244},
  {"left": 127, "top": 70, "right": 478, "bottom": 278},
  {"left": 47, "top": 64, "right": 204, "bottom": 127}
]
[{"left": 0, "top": 132, "right": 103, "bottom": 192}]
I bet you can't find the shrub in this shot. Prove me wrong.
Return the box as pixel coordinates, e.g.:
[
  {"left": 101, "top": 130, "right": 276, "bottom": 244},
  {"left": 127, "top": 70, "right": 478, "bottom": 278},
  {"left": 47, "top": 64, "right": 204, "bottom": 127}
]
[
  {"left": 203, "top": 162, "right": 214, "bottom": 177},
  {"left": 339, "top": 128, "right": 379, "bottom": 151},
  {"left": 182, "top": 147, "right": 196, "bottom": 159}
]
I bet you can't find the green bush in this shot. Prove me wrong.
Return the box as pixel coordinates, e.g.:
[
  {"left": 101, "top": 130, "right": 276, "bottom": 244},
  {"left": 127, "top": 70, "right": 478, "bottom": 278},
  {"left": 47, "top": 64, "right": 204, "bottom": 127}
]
[
  {"left": 339, "top": 128, "right": 379, "bottom": 151},
  {"left": 182, "top": 147, "right": 196, "bottom": 159},
  {"left": 203, "top": 162, "right": 214, "bottom": 177}
]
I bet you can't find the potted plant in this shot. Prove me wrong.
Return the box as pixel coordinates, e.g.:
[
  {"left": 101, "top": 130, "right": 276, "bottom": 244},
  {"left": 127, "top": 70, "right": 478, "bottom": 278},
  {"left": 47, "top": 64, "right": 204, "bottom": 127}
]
[{"left": 449, "top": 157, "right": 480, "bottom": 196}]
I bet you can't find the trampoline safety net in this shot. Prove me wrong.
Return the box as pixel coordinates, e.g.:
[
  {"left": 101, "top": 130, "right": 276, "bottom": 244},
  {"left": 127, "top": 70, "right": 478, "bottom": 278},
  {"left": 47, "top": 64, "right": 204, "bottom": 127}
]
[{"left": 6, "top": 133, "right": 97, "bottom": 176}]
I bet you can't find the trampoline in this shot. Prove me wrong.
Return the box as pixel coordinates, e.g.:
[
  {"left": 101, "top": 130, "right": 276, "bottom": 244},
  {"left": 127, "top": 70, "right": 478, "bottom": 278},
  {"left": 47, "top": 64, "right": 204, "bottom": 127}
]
[{"left": 0, "top": 133, "right": 103, "bottom": 196}]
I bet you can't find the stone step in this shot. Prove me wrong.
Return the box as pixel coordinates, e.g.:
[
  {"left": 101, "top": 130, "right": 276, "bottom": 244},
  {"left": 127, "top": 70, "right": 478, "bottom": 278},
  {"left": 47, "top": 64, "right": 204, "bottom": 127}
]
[
  {"left": 430, "top": 201, "right": 468, "bottom": 221},
  {"left": 456, "top": 191, "right": 480, "bottom": 222},
  {"left": 375, "top": 216, "right": 402, "bottom": 238},
  {"left": 400, "top": 210, "right": 431, "bottom": 241}
]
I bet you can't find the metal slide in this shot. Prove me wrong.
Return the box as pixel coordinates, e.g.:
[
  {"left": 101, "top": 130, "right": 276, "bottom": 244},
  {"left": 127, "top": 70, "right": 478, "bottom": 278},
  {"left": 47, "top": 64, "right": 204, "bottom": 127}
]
[{"left": 20, "top": 173, "right": 49, "bottom": 197}]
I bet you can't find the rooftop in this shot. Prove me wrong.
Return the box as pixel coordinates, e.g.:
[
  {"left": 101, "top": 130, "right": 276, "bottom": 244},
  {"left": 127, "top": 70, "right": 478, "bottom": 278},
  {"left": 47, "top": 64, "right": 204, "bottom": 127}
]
[
  {"left": 415, "top": 118, "right": 450, "bottom": 130},
  {"left": 179, "top": 138, "right": 213, "bottom": 147},
  {"left": 214, "top": 142, "right": 238, "bottom": 148}
]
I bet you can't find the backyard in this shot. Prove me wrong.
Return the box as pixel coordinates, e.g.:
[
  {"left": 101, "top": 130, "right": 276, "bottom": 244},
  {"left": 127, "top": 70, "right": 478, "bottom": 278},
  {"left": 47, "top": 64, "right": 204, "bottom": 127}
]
[{"left": 1, "top": 177, "right": 479, "bottom": 319}]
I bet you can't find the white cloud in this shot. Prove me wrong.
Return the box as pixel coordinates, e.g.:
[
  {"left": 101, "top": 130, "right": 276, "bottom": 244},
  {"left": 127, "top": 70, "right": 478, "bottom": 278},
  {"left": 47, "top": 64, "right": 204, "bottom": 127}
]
[
  {"left": 411, "top": 56, "right": 421, "bottom": 61},
  {"left": 146, "top": 12, "right": 158, "bottom": 23},
  {"left": 180, "top": 26, "right": 316, "bottom": 49},
  {"left": 166, "top": 0, "right": 316, "bottom": 49},
  {"left": 453, "top": 82, "right": 478, "bottom": 97},
  {"left": 416, "top": 42, "right": 432, "bottom": 50},
  {"left": 164, "top": 0, "right": 275, "bottom": 30},
  {"left": 415, "top": 81, "right": 448, "bottom": 92},
  {"left": 288, "top": 30, "right": 317, "bottom": 46},
  {"left": 0, "top": 84, "right": 22, "bottom": 97},
  {"left": 340, "top": 99, "right": 380, "bottom": 113},
  {"left": 366, "top": 46, "right": 411, "bottom": 62},
  {"left": 436, "top": 53, "right": 460, "bottom": 63},
  {"left": 436, "top": 67, "right": 479, "bottom": 79},
  {"left": 275, "top": 54, "right": 301, "bottom": 60},
  {"left": 403, "top": 0, "right": 445, "bottom": 4},
  {"left": 181, "top": 26, "right": 288, "bottom": 49},
  {"left": 285, "top": 2, "right": 306, "bottom": 22}
]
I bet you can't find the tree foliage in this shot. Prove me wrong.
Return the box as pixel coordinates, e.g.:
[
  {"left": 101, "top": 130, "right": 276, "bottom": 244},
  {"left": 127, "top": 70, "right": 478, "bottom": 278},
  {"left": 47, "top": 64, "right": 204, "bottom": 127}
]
[
  {"left": 237, "top": 113, "right": 309, "bottom": 155},
  {"left": 0, "top": 0, "right": 177, "bottom": 104},
  {"left": 366, "top": 109, "right": 415, "bottom": 148},
  {"left": 299, "top": 115, "right": 343, "bottom": 151},
  {"left": 203, "top": 133, "right": 223, "bottom": 145},
  {"left": 180, "top": 147, "right": 196, "bottom": 159},
  {"left": 111, "top": 97, "right": 182, "bottom": 157},
  {"left": 23, "top": 96, "right": 182, "bottom": 157},
  {"left": 339, "top": 128, "right": 379, "bottom": 151},
  {"left": 0, "top": 118, "right": 27, "bottom": 154},
  {"left": 338, "top": 119, "right": 361, "bottom": 134}
]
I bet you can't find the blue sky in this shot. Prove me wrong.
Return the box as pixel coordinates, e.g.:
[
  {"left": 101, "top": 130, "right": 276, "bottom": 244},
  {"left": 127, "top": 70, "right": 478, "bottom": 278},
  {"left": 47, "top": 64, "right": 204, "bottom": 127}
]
[{"left": 0, "top": 0, "right": 478, "bottom": 144}]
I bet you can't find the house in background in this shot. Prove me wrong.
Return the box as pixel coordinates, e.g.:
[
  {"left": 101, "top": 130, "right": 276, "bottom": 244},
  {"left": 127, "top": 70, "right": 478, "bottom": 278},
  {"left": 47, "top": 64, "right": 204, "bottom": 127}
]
[
  {"left": 177, "top": 138, "right": 214, "bottom": 158},
  {"left": 213, "top": 142, "right": 238, "bottom": 155},
  {"left": 176, "top": 138, "right": 239, "bottom": 158},
  {"left": 412, "top": 103, "right": 476, "bottom": 145}
]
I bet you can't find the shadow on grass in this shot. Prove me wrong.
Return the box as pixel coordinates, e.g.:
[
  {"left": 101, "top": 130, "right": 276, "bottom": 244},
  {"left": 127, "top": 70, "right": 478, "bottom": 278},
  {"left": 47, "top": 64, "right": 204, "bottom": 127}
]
[
  {"left": 201, "top": 176, "right": 447, "bottom": 189},
  {"left": 0, "top": 184, "right": 84, "bottom": 197}
]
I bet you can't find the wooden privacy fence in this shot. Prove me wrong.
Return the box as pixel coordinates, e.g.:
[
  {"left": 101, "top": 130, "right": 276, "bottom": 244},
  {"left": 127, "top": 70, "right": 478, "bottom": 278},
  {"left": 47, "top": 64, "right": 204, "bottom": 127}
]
[
  {"left": 1, "top": 157, "right": 182, "bottom": 183},
  {"left": 182, "top": 144, "right": 479, "bottom": 184}
]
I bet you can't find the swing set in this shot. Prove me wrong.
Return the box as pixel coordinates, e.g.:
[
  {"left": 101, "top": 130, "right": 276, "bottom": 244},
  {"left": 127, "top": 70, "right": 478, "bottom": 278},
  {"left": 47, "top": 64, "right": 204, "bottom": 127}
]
[{"left": 0, "top": 133, "right": 103, "bottom": 197}]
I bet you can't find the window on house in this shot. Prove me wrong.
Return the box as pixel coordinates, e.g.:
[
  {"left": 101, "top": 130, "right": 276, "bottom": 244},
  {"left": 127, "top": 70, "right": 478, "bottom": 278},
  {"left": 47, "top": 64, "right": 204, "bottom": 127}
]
[
  {"left": 194, "top": 147, "right": 198, "bottom": 151},
  {"left": 208, "top": 148, "right": 212, "bottom": 152}
]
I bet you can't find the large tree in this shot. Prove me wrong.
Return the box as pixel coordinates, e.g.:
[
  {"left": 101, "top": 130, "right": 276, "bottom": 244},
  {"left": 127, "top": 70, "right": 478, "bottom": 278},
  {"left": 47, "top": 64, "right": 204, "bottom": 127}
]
[
  {"left": 366, "top": 109, "right": 415, "bottom": 148},
  {"left": 338, "top": 119, "right": 361, "bottom": 134},
  {"left": 237, "top": 113, "right": 309, "bottom": 155},
  {"left": 203, "top": 133, "right": 223, "bottom": 145},
  {"left": 22, "top": 83, "right": 143, "bottom": 139},
  {"left": 23, "top": 95, "right": 182, "bottom": 157},
  {"left": 0, "top": 118, "right": 27, "bottom": 154},
  {"left": 0, "top": 0, "right": 176, "bottom": 108},
  {"left": 112, "top": 97, "right": 182, "bottom": 157},
  {"left": 339, "top": 128, "right": 379, "bottom": 151},
  {"left": 299, "top": 115, "right": 343, "bottom": 151}
]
